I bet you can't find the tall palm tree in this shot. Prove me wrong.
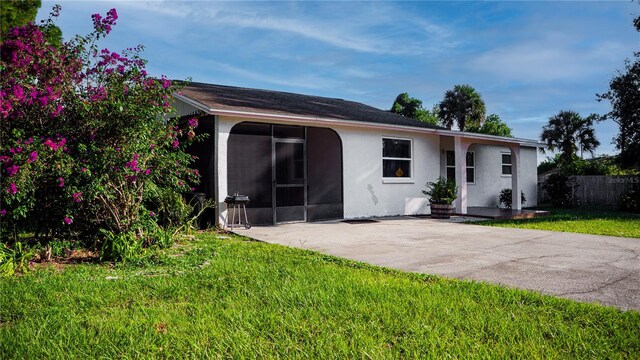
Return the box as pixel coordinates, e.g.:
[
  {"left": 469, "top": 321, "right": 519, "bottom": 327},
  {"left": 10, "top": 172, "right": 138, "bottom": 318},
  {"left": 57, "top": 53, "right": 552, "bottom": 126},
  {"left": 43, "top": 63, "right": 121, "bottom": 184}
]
[
  {"left": 437, "top": 84, "right": 486, "bottom": 131},
  {"left": 540, "top": 111, "right": 600, "bottom": 165}
]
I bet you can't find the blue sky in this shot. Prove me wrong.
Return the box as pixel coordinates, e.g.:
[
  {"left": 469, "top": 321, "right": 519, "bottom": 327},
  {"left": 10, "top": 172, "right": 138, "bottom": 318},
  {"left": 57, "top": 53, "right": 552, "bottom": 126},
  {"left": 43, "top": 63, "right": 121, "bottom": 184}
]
[{"left": 39, "top": 1, "right": 639, "bottom": 161}]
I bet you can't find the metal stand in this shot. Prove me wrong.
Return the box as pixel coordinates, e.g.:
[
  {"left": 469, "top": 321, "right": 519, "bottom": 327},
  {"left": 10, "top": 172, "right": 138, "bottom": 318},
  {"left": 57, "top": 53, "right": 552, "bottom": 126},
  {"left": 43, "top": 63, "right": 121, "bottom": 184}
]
[{"left": 224, "top": 194, "right": 251, "bottom": 230}]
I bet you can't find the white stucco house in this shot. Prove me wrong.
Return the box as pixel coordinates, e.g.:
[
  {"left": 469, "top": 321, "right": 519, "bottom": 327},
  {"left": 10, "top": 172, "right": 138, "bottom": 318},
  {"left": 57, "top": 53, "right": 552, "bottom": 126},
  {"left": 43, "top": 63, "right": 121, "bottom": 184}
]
[{"left": 174, "top": 82, "right": 539, "bottom": 226}]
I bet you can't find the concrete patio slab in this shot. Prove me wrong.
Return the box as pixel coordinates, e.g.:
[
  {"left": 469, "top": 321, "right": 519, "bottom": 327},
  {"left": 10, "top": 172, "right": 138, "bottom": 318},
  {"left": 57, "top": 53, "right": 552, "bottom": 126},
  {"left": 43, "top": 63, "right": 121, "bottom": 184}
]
[{"left": 233, "top": 217, "right": 640, "bottom": 311}]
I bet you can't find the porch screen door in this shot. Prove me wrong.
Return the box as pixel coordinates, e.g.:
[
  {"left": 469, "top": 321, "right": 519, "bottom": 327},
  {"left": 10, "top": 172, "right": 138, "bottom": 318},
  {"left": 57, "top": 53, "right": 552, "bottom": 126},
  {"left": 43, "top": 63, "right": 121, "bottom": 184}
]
[{"left": 273, "top": 139, "right": 306, "bottom": 223}]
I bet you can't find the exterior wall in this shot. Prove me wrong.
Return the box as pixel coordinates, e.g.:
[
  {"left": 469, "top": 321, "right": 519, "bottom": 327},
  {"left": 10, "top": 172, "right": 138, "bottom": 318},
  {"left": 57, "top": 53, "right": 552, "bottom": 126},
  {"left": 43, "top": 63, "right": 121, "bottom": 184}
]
[
  {"left": 440, "top": 139, "right": 538, "bottom": 208},
  {"left": 337, "top": 126, "right": 438, "bottom": 218},
  {"left": 213, "top": 114, "right": 538, "bottom": 224},
  {"left": 216, "top": 116, "right": 439, "bottom": 222}
]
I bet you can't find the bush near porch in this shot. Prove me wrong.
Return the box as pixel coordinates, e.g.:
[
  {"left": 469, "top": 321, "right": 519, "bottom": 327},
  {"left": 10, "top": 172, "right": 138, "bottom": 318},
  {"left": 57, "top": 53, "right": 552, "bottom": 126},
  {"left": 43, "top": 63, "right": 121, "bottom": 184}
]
[
  {"left": 1, "top": 233, "right": 638, "bottom": 358},
  {"left": 477, "top": 207, "right": 640, "bottom": 238},
  {"left": 1, "top": 7, "right": 201, "bottom": 269}
]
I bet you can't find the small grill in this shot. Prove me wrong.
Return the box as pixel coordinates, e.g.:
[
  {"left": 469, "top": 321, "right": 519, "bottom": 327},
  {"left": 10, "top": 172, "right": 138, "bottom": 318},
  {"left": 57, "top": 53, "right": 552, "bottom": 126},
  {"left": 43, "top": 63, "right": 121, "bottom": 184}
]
[
  {"left": 224, "top": 194, "right": 250, "bottom": 205},
  {"left": 224, "top": 194, "right": 251, "bottom": 229}
]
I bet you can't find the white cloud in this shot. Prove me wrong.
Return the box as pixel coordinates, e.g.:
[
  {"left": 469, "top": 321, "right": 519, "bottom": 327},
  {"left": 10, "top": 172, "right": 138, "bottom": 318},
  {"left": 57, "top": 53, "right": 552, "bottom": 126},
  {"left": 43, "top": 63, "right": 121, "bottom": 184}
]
[
  {"left": 470, "top": 32, "right": 630, "bottom": 83},
  {"left": 204, "top": 60, "right": 341, "bottom": 91},
  {"left": 111, "top": 1, "right": 455, "bottom": 56}
]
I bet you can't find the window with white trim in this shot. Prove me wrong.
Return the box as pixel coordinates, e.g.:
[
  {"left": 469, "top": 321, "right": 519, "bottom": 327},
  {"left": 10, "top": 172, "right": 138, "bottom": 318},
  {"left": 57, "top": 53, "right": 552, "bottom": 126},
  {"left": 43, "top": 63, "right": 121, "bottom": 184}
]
[
  {"left": 501, "top": 153, "right": 512, "bottom": 175},
  {"left": 446, "top": 150, "right": 474, "bottom": 183},
  {"left": 466, "top": 151, "right": 475, "bottom": 184},
  {"left": 382, "top": 138, "right": 411, "bottom": 179}
]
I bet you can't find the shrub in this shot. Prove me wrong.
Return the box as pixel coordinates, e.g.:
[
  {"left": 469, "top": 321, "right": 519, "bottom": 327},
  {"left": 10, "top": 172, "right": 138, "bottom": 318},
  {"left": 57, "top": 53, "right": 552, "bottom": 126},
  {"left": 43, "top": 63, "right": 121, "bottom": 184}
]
[
  {"left": 0, "top": 7, "right": 201, "bottom": 256},
  {"left": 143, "top": 183, "right": 192, "bottom": 229},
  {"left": 0, "top": 242, "right": 34, "bottom": 276},
  {"left": 618, "top": 185, "right": 640, "bottom": 213},
  {"left": 498, "top": 188, "right": 526, "bottom": 209},
  {"left": 100, "top": 230, "right": 145, "bottom": 263},
  {"left": 542, "top": 173, "right": 579, "bottom": 208},
  {"left": 423, "top": 177, "right": 458, "bottom": 205},
  {"left": 537, "top": 154, "right": 560, "bottom": 174}
]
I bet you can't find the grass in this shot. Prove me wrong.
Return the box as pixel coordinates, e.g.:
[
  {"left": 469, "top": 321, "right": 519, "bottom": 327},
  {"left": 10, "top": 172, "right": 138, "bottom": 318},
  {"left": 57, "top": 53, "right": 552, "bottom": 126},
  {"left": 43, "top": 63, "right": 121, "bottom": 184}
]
[
  {"left": 1, "top": 233, "right": 639, "bottom": 358},
  {"left": 476, "top": 207, "right": 640, "bottom": 238}
]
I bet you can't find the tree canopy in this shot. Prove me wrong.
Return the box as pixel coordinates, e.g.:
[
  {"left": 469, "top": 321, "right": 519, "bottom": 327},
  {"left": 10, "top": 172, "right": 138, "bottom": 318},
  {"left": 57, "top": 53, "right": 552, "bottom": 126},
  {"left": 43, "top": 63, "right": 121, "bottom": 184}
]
[
  {"left": 0, "top": 0, "right": 61, "bottom": 46},
  {"left": 597, "top": 6, "right": 640, "bottom": 169},
  {"left": 437, "top": 84, "right": 486, "bottom": 131},
  {"left": 465, "top": 114, "right": 513, "bottom": 137},
  {"left": 540, "top": 110, "right": 600, "bottom": 165},
  {"left": 0, "top": 0, "right": 40, "bottom": 37},
  {"left": 390, "top": 92, "right": 439, "bottom": 125}
]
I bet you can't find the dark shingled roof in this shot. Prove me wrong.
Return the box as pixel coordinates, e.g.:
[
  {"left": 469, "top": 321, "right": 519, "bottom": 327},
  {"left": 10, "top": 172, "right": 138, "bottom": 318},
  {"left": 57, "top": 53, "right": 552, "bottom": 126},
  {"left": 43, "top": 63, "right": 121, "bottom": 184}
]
[{"left": 179, "top": 82, "right": 445, "bottom": 130}]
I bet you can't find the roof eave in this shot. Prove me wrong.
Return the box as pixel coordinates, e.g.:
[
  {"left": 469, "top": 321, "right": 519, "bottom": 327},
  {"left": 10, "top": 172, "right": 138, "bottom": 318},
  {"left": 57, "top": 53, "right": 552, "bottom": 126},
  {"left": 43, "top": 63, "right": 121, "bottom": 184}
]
[{"left": 173, "top": 94, "right": 541, "bottom": 148}]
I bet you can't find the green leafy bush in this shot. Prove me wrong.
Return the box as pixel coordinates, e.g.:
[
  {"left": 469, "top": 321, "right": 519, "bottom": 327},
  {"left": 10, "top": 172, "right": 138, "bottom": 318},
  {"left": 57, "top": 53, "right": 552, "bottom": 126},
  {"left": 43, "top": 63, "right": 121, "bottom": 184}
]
[
  {"left": 143, "top": 183, "right": 192, "bottom": 229},
  {"left": 542, "top": 173, "right": 579, "bottom": 208},
  {"left": 100, "top": 230, "right": 145, "bottom": 263},
  {"left": 423, "top": 177, "right": 458, "bottom": 205},
  {"left": 498, "top": 188, "right": 526, "bottom": 209},
  {"left": 1, "top": 7, "right": 202, "bottom": 260},
  {"left": 0, "top": 242, "right": 33, "bottom": 276},
  {"left": 618, "top": 185, "right": 640, "bottom": 213}
]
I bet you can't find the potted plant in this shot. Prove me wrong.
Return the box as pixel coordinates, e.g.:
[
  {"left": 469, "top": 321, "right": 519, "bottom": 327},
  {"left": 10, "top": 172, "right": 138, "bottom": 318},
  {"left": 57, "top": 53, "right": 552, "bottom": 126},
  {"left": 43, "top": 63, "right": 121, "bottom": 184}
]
[{"left": 423, "top": 177, "right": 458, "bottom": 219}]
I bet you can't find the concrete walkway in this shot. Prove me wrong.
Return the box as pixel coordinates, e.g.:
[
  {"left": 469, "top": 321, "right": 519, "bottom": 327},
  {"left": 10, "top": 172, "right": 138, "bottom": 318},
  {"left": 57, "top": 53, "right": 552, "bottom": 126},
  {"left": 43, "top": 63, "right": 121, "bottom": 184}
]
[{"left": 233, "top": 217, "right": 640, "bottom": 311}]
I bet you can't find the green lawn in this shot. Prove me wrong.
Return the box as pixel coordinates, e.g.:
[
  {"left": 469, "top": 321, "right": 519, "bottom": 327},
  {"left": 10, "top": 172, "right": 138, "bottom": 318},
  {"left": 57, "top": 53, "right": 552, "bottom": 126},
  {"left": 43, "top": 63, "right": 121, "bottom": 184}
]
[
  {"left": 1, "top": 233, "right": 638, "bottom": 358},
  {"left": 477, "top": 208, "right": 640, "bottom": 238}
]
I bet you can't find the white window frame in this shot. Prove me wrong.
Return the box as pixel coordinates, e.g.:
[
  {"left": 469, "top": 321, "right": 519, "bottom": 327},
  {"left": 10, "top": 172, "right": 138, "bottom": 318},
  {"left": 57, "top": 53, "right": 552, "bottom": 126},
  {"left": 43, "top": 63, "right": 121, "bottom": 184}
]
[
  {"left": 382, "top": 137, "right": 414, "bottom": 183},
  {"left": 446, "top": 150, "right": 474, "bottom": 184},
  {"left": 501, "top": 152, "right": 512, "bottom": 177}
]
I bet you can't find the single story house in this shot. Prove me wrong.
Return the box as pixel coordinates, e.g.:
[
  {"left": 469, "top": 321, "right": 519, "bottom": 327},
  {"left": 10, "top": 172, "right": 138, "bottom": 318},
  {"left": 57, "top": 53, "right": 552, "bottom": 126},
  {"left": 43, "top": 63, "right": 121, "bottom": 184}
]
[{"left": 174, "top": 82, "right": 539, "bottom": 226}]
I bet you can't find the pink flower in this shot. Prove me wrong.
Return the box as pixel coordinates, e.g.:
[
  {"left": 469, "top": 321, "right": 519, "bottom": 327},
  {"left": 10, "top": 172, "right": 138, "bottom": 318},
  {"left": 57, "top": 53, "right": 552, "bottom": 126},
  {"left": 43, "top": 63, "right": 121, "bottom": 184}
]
[
  {"left": 149, "top": 211, "right": 156, "bottom": 217},
  {"left": 0, "top": 209, "right": 6, "bottom": 216},
  {"left": 44, "top": 138, "right": 59, "bottom": 151},
  {"left": 172, "top": 140, "right": 179, "bottom": 149},
  {"left": 6, "top": 164, "right": 19, "bottom": 177},
  {"left": 188, "top": 118, "right": 198, "bottom": 128},
  {"left": 57, "top": 177, "right": 64, "bottom": 187},
  {"left": 72, "top": 192, "right": 83, "bottom": 202},
  {"left": 6, "top": 183, "right": 17, "bottom": 194},
  {"left": 63, "top": 217, "right": 73, "bottom": 225},
  {"left": 144, "top": 168, "right": 151, "bottom": 175},
  {"left": 81, "top": 167, "right": 88, "bottom": 173},
  {"left": 38, "top": 96, "right": 49, "bottom": 107},
  {"left": 27, "top": 151, "right": 38, "bottom": 163},
  {"left": 12, "top": 85, "right": 25, "bottom": 101}
]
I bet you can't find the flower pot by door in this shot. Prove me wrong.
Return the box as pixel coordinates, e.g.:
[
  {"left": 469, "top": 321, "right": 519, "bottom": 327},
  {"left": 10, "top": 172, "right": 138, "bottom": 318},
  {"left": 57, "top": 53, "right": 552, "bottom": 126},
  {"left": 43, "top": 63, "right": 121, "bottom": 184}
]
[{"left": 430, "top": 203, "right": 454, "bottom": 219}]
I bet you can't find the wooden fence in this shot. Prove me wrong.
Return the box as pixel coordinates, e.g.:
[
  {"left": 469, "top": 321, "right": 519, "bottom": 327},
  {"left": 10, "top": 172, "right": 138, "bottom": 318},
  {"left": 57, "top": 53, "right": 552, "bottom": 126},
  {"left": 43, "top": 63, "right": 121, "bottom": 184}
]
[{"left": 537, "top": 175, "right": 640, "bottom": 206}]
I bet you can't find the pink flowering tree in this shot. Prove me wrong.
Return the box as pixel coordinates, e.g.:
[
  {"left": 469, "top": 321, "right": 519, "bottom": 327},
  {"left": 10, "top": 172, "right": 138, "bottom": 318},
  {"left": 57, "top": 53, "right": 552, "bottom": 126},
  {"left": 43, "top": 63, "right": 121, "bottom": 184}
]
[{"left": 0, "top": 6, "right": 199, "bottom": 254}]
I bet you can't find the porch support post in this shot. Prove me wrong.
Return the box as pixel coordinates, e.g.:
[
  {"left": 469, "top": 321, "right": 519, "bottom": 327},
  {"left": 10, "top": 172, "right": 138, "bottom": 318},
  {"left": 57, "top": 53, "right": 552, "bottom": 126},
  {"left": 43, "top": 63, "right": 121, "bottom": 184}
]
[
  {"left": 216, "top": 119, "right": 233, "bottom": 227},
  {"left": 454, "top": 137, "right": 470, "bottom": 214},
  {"left": 509, "top": 145, "right": 522, "bottom": 210}
]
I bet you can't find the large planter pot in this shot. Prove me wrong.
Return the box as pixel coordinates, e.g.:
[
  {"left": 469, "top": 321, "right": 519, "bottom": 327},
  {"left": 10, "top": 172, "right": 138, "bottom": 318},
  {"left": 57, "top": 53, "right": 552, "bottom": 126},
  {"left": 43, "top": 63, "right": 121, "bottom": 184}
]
[{"left": 430, "top": 203, "right": 454, "bottom": 219}]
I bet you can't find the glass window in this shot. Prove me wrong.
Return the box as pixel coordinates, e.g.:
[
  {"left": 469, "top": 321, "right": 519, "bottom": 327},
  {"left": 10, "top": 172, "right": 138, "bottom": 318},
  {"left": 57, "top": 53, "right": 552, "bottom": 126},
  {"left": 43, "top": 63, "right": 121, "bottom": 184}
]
[
  {"left": 446, "top": 150, "right": 474, "bottom": 183},
  {"left": 466, "top": 152, "right": 475, "bottom": 183},
  {"left": 382, "top": 138, "right": 411, "bottom": 178},
  {"left": 446, "top": 151, "right": 455, "bottom": 181},
  {"left": 502, "top": 153, "right": 512, "bottom": 175}
]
